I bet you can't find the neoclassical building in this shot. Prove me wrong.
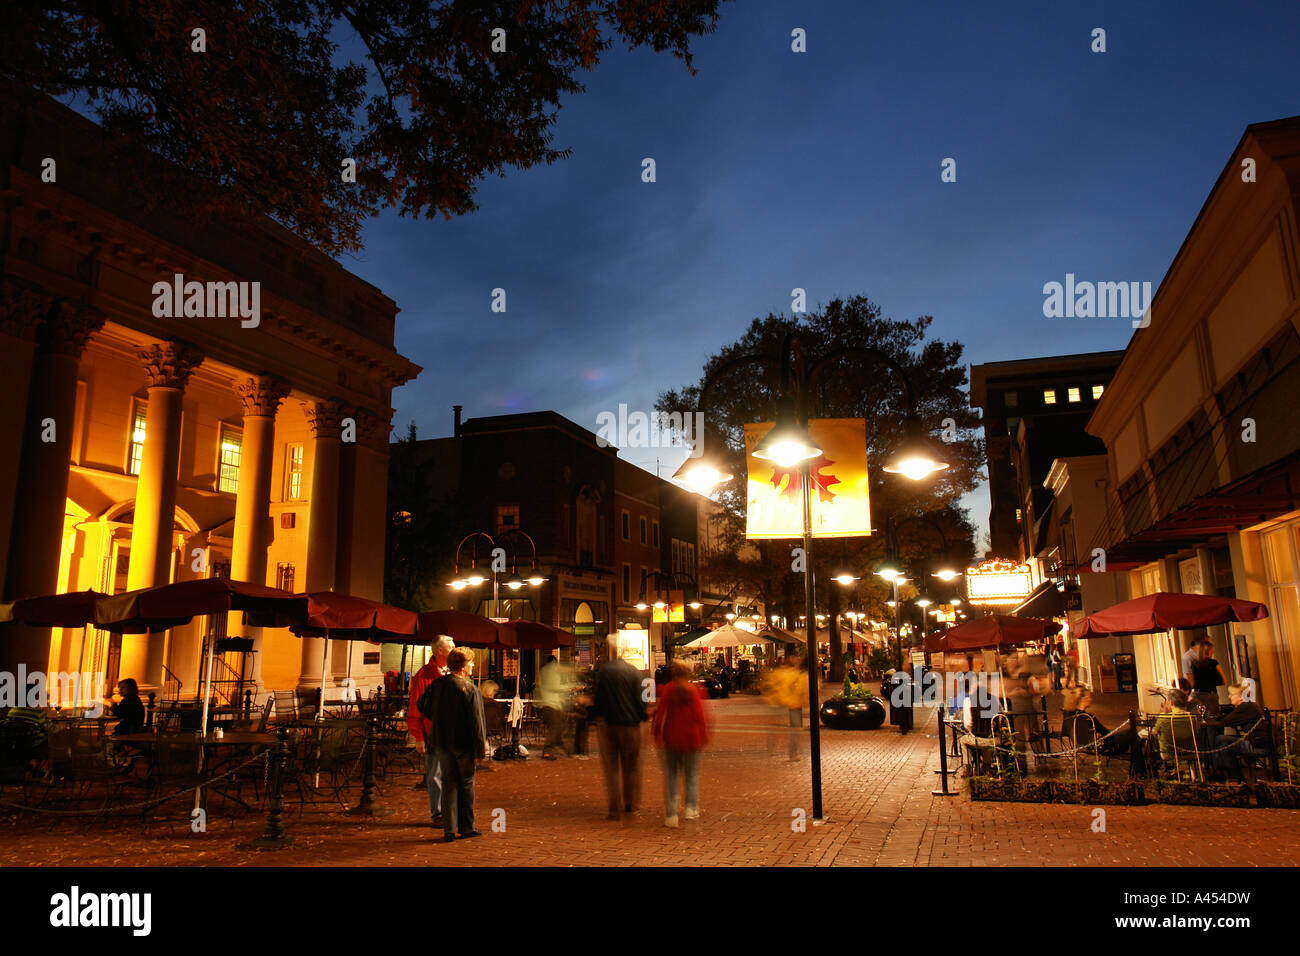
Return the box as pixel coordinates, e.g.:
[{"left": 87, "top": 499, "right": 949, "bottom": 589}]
[{"left": 0, "top": 96, "right": 419, "bottom": 701}]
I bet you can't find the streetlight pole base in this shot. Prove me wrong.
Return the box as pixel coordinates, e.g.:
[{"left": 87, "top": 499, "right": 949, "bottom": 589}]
[{"left": 930, "top": 789, "right": 957, "bottom": 797}]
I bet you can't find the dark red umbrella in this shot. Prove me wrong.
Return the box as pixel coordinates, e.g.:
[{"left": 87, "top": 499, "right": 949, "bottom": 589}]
[
  {"left": 1, "top": 590, "right": 107, "bottom": 628},
  {"left": 500, "top": 620, "right": 576, "bottom": 649},
  {"left": 290, "top": 592, "right": 419, "bottom": 643},
  {"left": 417, "top": 609, "right": 515, "bottom": 649},
  {"left": 1075, "top": 591, "right": 1268, "bottom": 639},
  {"left": 94, "top": 578, "right": 303, "bottom": 633},
  {"left": 925, "top": 614, "right": 1061, "bottom": 653}
]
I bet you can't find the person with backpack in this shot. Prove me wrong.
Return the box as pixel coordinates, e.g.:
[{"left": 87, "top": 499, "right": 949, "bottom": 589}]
[
  {"left": 652, "top": 660, "right": 711, "bottom": 827},
  {"left": 409, "top": 636, "right": 454, "bottom": 828}
]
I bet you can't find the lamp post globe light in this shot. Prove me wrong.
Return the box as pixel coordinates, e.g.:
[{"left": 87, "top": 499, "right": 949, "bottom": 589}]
[
  {"left": 448, "top": 529, "right": 547, "bottom": 685},
  {"left": 666, "top": 331, "right": 948, "bottom": 824}
]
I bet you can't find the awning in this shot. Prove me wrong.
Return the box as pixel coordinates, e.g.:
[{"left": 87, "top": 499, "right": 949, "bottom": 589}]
[
  {"left": 674, "top": 627, "right": 710, "bottom": 646},
  {"left": 1012, "top": 581, "right": 1077, "bottom": 619},
  {"left": 758, "top": 626, "right": 806, "bottom": 644},
  {"left": 1075, "top": 591, "right": 1269, "bottom": 639}
]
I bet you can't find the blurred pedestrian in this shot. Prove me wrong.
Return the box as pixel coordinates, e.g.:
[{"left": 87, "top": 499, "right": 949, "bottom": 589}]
[
  {"left": 537, "top": 652, "right": 571, "bottom": 759},
  {"left": 408, "top": 636, "right": 453, "bottom": 827},
  {"left": 887, "top": 663, "right": 914, "bottom": 735},
  {"left": 760, "top": 656, "right": 808, "bottom": 760},
  {"left": 427, "top": 647, "right": 488, "bottom": 842},
  {"left": 591, "top": 644, "right": 648, "bottom": 819},
  {"left": 653, "top": 660, "right": 711, "bottom": 827}
]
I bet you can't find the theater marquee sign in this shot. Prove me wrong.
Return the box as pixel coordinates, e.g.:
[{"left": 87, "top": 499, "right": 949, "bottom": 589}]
[{"left": 965, "top": 559, "right": 1033, "bottom": 607}]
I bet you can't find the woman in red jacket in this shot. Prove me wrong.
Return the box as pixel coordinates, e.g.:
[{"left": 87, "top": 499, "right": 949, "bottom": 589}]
[{"left": 652, "top": 660, "right": 711, "bottom": 828}]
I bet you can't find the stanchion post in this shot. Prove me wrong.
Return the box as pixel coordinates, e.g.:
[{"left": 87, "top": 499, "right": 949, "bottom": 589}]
[
  {"left": 349, "top": 716, "right": 393, "bottom": 817},
  {"left": 252, "top": 726, "right": 294, "bottom": 849}
]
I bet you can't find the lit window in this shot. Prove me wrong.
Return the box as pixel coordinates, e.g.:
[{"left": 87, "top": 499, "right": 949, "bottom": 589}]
[
  {"left": 276, "top": 562, "right": 296, "bottom": 592},
  {"left": 128, "top": 403, "right": 148, "bottom": 476},
  {"left": 286, "top": 443, "right": 304, "bottom": 499},
  {"left": 1092, "top": 384, "right": 1105, "bottom": 400},
  {"left": 1004, "top": 391, "right": 1018, "bottom": 408},
  {"left": 1067, "top": 387, "right": 1081, "bottom": 403},
  {"left": 1043, "top": 389, "right": 1057, "bottom": 405},
  {"left": 1015, "top": 508, "right": 1023, "bottom": 521},
  {"left": 218, "top": 426, "right": 242, "bottom": 493}
]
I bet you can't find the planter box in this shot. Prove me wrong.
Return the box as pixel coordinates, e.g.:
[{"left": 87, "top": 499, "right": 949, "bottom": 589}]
[
  {"left": 968, "top": 776, "right": 1056, "bottom": 803},
  {"left": 1155, "top": 780, "right": 1253, "bottom": 807},
  {"left": 1054, "top": 780, "right": 1146, "bottom": 806},
  {"left": 1254, "top": 782, "right": 1300, "bottom": 808}
]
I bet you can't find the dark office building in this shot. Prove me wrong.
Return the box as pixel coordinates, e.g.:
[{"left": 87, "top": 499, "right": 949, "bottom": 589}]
[{"left": 970, "top": 351, "right": 1125, "bottom": 560}]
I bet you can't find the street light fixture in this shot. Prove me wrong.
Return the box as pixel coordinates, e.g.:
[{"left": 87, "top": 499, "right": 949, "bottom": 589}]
[{"left": 751, "top": 404, "right": 822, "bottom": 467}]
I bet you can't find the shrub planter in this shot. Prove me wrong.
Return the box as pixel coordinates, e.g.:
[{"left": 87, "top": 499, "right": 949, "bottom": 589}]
[
  {"left": 1254, "top": 782, "right": 1300, "bottom": 808},
  {"left": 819, "top": 696, "right": 886, "bottom": 730},
  {"left": 1155, "top": 780, "right": 1253, "bottom": 807},
  {"left": 1054, "top": 780, "right": 1146, "bottom": 806},
  {"left": 969, "top": 776, "right": 1056, "bottom": 802}
]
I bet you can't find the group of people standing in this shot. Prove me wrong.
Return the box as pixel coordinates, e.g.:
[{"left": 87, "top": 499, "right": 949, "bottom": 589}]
[{"left": 408, "top": 643, "right": 715, "bottom": 834}]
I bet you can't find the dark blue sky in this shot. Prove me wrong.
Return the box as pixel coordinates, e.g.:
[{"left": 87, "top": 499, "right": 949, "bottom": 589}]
[{"left": 342, "top": 0, "right": 1300, "bottom": 542}]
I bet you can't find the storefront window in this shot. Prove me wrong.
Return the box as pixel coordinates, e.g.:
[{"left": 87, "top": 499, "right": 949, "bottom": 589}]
[{"left": 1262, "top": 525, "right": 1300, "bottom": 708}]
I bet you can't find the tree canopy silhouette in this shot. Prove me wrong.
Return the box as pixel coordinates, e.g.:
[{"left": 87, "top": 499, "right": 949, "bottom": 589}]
[{"left": 3, "top": 0, "right": 725, "bottom": 254}]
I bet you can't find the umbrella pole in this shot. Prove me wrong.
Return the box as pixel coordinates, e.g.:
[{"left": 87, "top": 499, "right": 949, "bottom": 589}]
[
  {"left": 315, "top": 632, "right": 329, "bottom": 788},
  {"left": 195, "top": 610, "right": 224, "bottom": 811}
]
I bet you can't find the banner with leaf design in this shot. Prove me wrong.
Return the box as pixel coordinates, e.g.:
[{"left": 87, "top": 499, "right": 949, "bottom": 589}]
[{"left": 744, "top": 418, "right": 871, "bottom": 539}]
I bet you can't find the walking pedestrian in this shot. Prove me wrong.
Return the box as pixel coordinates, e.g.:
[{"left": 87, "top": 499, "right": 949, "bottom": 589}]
[
  {"left": 1190, "top": 640, "right": 1226, "bottom": 720},
  {"left": 427, "top": 647, "right": 488, "bottom": 842},
  {"left": 887, "top": 663, "right": 914, "bottom": 735},
  {"left": 591, "top": 644, "right": 648, "bottom": 819},
  {"left": 537, "top": 652, "right": 571, "bottom": 759},
  {"left": 408, "top": 636, "right": 453, "bottom": 828},
  {"left": 652, "top": 660, "right": 711, "bottom": 827}
]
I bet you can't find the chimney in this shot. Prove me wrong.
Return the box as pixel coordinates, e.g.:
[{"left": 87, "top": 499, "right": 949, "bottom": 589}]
[{"left": 453, "top": 404, "right": 462, "bottom": 437}]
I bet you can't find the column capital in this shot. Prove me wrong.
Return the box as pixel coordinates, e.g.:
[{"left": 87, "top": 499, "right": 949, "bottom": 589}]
[
  {"left": 137, "top": 340, "right": 205, "bottom": 389},
  {"left": 234, "top": 375, "right": 291, "bottom": 417},
  {"left": 38, "top": 298, "right": 106, "bottom": 356},
  {"left": 0, "top": 277, "right": 53, "bottom": 342},
  {"left": 355, "top": 407, "right": 394, "bottom": 452},
  {"left": 303, "top": 399, "right": 345, "bottom": 440}
]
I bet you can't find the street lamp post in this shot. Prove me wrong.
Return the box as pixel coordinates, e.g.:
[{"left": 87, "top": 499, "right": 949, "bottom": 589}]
[
  {"left": 449, "top": 529, "right": 547, "bottom": 687},
  {"left": 669, "top": 333, "right": 949, "bottom": 823}
]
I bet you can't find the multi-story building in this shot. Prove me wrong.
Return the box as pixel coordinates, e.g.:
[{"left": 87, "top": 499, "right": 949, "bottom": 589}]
[
  {"left": 970, "top": 351, "right": 1124, "bottom": 560},
  {"left": 405, "top": 409, "right": 707, "bottom": 679},
  {"left": 1080, "top": 115, "right": 1300, "bottom": 708},
  {"left": 0, "top": 96, "right": 419, "bottom": 700}
]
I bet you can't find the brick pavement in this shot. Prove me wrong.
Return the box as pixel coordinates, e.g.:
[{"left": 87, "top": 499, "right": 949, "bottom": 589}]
[{"left": 0, "top": 695, "right": 1297, "bottom": 867}]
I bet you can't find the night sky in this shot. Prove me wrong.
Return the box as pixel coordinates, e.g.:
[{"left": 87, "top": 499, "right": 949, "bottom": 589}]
[{"left": 304, "top": 2, "right": 1300, "bottom": 539}]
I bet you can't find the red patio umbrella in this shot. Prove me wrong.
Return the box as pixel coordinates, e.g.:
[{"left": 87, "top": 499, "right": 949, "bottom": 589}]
[
  {"left": 0, "top": 589, "right": 108, "bottom": 628},
  {"left": 290, "top": 592, "right": 419, "bottom": 642},
  {"left": 94, "top": 578, "right": 304, "bottom": 633},
  {"left": 1074, "top": 591, "right": 1268, "bottom": 638},
  {"left": 499, "top": 620, "right": 575, "bottom": 650},
  {"left": 925, "top": 614, "right": 1061, "bottom": 653},
  {"left": 416, "top": 609, "right": 515, "bottom": 650}
]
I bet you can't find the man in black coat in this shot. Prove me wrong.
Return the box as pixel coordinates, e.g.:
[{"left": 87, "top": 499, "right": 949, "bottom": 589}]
[
  {"left": 428, "top": 647, "right": 488, "bottom": 842},
  {"left": 591, "top": 648, "right": 648, "bottom": 819}
]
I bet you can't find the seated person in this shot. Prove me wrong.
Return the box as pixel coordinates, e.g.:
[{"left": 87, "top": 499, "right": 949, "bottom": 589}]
[
  {"left": 110, "top": 678, "right": 145, "bottom": 736},
  {"left": 1211, "top": 684, "right": 1269, "bottom": 781},
  {"left": 480, "top": 680, "right": 500, "bottom": 701},
  {"left": 1154, "top": 688, "right": 1198, "bottom": 765},
  {"left": 1064, "top": 690, "right": 1133, "bottom": 755}
]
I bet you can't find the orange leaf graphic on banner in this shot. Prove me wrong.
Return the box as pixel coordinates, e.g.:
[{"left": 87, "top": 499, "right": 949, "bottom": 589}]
[{"left": 770, "top": 454, "right": 840, "bottom": 503}]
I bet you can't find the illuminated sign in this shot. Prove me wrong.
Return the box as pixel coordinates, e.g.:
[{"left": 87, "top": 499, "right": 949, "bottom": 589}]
[
  {"left": 614, "top": 628, "right": 650, "bottom": 671},
  {"left": 965, "top": 559, "right": 1033, "bottom": 607},
  {"left": 652, "top": 591, "right": 686, "bottom": 623}
]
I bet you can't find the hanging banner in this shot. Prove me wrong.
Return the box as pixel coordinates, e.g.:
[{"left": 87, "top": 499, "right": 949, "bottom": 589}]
[
  {"left": 652, "top": 590, "right": 686, "bottom": 623},
  {"left": 744, "top": 418, "right": 871, "bottom": 539}
]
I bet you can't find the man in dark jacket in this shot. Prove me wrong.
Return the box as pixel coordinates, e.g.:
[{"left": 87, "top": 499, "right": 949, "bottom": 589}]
[
  {"left": 428, "top": 647, "right": 488, "bottom": 842},
  {"left": 591, "top": 648, "right": 648, "bottom": 819}
]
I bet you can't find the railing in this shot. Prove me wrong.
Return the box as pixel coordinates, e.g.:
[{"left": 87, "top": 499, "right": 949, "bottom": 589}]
[
  {"left": 161, "top": 665, "right": 183, "bottom": 704},
  {"left": 209, "top": 656, "right": 245, "bottom": 709}
]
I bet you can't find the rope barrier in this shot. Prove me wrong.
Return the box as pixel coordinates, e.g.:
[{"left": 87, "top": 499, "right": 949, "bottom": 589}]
[{"left": 0, "top": 748, "right": 270, "bottom": 816}]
